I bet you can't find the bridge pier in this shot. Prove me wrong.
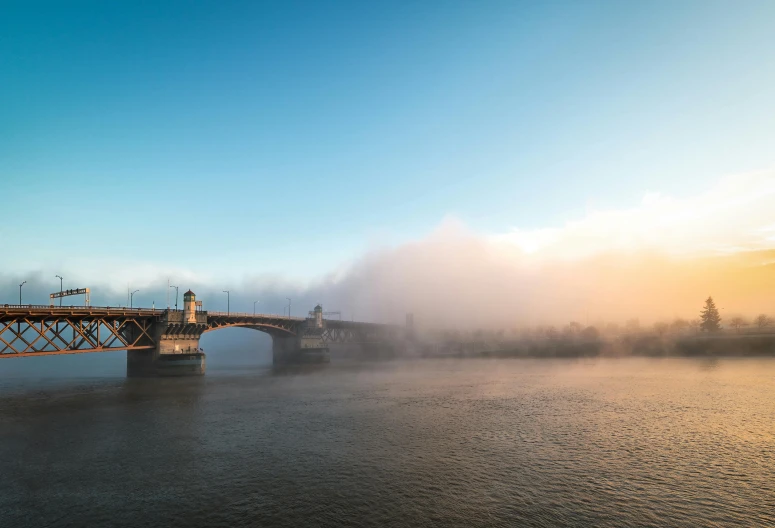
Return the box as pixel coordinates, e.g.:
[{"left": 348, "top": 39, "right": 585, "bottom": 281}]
[
  {"left": 272, "top": 336, "right": 299, "bottom": 365},
  {"left": 127, "top": 336, "right": 206, "bottom": 377},
  {"left": 272, "top": 335, "right": 330, "bottom": 365},
  {"left": 127, "top": 348, "right": 206, "bottom": 377},
  {"left": 126, "top": 349, "right": 156, "bottom": 377},
  {"left": 126, "top": 292, "right": 206, "bottom": 377}
]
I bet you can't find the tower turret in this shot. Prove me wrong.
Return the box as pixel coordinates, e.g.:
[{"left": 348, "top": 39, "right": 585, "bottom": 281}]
[
  {"left": 183, "top": 290, "right": 197, "bottom": 324},
  {"left": 313, "top": 304, "right": 323, "bottom": 328}
]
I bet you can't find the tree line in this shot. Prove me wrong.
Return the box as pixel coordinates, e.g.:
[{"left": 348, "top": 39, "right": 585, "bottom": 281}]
[
  {"left": 699, "top": 296, "right": 773, "bottom": 333},
  {"left": 431, "top": 296, "right": 773, "bottom": 344}
]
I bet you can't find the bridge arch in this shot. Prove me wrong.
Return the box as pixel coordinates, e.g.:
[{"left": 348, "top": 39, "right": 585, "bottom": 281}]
[{"left": 202, "top": 322, "right": 297, "bottom": 338}]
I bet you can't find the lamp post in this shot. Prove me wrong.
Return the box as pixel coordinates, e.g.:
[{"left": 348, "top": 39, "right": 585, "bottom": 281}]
[
  {"left": 19, "top": 281, "right": 26, "bottom": 305},
  {"left": 223, "top": 290, "right": 230, "bottom": 316},
  {"left": 130, "top": 290, "right": 139, "bottom": 308},
  {"left": 286, "top": 298, "right": 291, "bottom": 320},
  {"left": 253, "top": 300, "right": 259, "bottom": 316},
  {"left": 55, "top": 275, "right": 63, "bottom": 306},
  {"left": 170, "top": 285, "right": 179, "bottom": 310}
]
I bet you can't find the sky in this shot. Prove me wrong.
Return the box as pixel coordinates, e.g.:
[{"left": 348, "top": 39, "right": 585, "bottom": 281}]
[{"left": 3, "top": 1, "right": 775, "bottom": 324}]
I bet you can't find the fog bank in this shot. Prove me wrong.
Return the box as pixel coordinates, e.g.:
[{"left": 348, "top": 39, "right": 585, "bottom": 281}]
[{"left": 3, "top": 170, "right": 775, "bottom": 329}]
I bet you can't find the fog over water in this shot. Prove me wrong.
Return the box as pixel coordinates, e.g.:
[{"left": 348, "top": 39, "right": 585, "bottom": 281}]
[
  {"left": 3, "top": 171, "right": 775, "bottom": 526},
  {"left": 4, "top": 1, "right": 775, "bottom": 525},
  {"left": 0, "top": 327, "right": 272, "bottom": 389},
  {"left": 4, "top": 171, "right": 775, "bottom": 330}
]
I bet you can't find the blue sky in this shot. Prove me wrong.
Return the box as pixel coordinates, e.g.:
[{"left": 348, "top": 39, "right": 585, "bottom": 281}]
[{"left": 3, "top": 0, "right": 775, "bottom": 285}]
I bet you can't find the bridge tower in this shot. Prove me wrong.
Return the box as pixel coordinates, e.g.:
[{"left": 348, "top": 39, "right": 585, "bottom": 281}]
[
  {"left": 127, "top": 289, "right": 206, "bottom": 377},
  {"left": 183, "top": 289, "right": 197, "bottom": 323},
  {"left": 272, "top": 304, "right": 330, "bottom": 365}
]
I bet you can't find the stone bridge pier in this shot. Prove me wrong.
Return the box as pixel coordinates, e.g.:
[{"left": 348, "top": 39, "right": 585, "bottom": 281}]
[
  {"left": 127, "top": 290, "right": 207, "bottom": 377},
  {"left": 271, "top": 334, "right": 330, "bottom": 365}
]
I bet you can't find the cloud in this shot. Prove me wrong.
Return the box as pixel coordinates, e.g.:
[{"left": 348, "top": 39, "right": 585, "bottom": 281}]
[
  {"left": 495, "top": 169, "right": 775, "bottom": 259},
  {"left": 299, "top": 169, "right": 775, "bottom": 327},
  {"left": 3, "top": 169, "right": 775, "bottom": 329}
]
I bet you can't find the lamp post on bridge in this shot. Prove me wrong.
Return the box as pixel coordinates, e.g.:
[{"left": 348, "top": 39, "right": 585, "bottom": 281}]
[
  {"left": 254, "top": 300, "right": 259, "bottom": 316},
  {"left": 223, "top": 290, "right": 230, "bottom": 316},
  {"left": 286, "top": 298, "right": 291, "bottom": 320},
  {"left": 55, "top": 275, "right": 63, "bottom": 307},
  {"left": 130, "top": 290, "right": 139, "bottom": 308},
  {"left": 170, "top": 285, "right": 179, "bottom": 310},
  {"left": 17, "top": 281, "right": 27, "bottom": 333}
]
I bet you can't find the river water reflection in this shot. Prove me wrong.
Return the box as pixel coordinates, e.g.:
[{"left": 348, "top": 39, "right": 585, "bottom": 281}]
[{"left": 1, "top": 358, "right": 774, "bottom": 527}]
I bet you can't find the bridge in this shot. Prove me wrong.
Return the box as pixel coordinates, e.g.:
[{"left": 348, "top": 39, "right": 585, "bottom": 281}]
[{"left": 0, "top": 291, "right": 405, "bottom": 376}]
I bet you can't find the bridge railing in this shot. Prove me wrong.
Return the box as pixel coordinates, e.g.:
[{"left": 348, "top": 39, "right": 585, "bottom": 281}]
[
  {"left": 1, "top": 304, "right": 57, "bottom": 309},
  {"left": 0, "top": 304, "right": 165, "bottom": 312},
  {"left": 205, "top": 310, "right": 306, "bottom": 320}
]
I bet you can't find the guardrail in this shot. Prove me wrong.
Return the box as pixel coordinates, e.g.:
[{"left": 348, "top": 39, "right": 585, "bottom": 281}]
[
  {"left": 205, "top": 310, "right": 306, "bottom": 320},
  {"left": 0, "top": 304, "right": 164, "bottom": 311},
  {"left": 1, "top": 304, "right": 57, "bottom": 309},
  {"left": 0, "top": 305, "right": 387, "bottom": 326}
]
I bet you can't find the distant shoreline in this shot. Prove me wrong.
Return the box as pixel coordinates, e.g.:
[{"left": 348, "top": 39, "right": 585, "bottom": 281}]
[{"left": 411, "top": 333, "right": 775, "bottom": 360}]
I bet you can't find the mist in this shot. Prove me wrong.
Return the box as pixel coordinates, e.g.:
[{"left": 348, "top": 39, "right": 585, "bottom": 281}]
[
  {"left": 4, "top": 229, "right": 774, "bottom": 333},
  {"left": 3, "top": 170, "right": 775, "bottom": 332}
]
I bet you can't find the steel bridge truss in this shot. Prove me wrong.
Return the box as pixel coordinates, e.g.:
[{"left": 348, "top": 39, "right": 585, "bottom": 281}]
[
  {"left": 204, "top": 314, "right": 402, "bottom": 344},
  {"left": 0, "top": 307, "right": 404, "bottom": 357},
  {"left": 0, "top": 311, "right": 157, "bottom": 357},
  {"left": 205, "top": 313, "right": 303, "bottom": 336},
  {"left": 321, "top": 322, "right": 402, "bottom": 344}
]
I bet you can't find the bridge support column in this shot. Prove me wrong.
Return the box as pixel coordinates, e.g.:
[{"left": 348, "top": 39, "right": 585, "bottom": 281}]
[
  {"left": 126, "top": 318, "right": 206, "bottom": 377},
  {"left": 126, "top": 349, "right": 158, "bottom": 377},
  {"left": 127, "top": 345, "right": 206, "bottom": 377},
  {"left": 272, "top": 336, "right": 301, "bottom": 365},
  {"left": 272, "top": 335, "right": 330, "bottom": 365}
]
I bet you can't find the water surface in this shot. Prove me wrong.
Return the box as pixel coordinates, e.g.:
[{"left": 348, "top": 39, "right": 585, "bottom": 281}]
[{"left": 2, "top": 358, "right": 774, "bottom": 527}]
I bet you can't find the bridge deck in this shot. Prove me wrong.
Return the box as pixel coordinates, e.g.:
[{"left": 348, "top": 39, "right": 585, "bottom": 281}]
[
  {"left": 205, "top": 310, "right": 306, "bottom": 321},
  {"left": 1, "top": 305, "right": 162, "bottom": 313},
  {"left": 0, "top": 306, "right": 160, "bottom": 357},
  {"left": 0, "top": 306, "right": 403, "bottom": 357}
]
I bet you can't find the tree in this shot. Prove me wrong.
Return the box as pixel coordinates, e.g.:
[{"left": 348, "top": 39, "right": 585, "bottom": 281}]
[
  {"left": 670, "top": 318, "right": 689, "bottom": 333},
  {"left": 653, "top": 322, "right": 669, "bottom": 337},
  {"left": 689, "top": 319, "right": 700, "bottom": 334},
  {"left": 728, "top": 316, "right": 748, "bottom": 334},
  {"left": 755, "top": 314, "right": 772, "bottom": 329},
  {"left": 625, "top": 318, "right": 640, "bottom": 333},
  {"left": 581, "top": 326, "right": 600, "bottom": 341},
  {"left": 700, "top": 296, "right": 721, "bottom": 332},
  {"left": 605, "top": 322, "right": 620, "bottom": 336}
]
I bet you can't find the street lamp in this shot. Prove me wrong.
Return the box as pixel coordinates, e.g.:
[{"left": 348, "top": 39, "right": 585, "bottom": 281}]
[
  {"left": 130, "top": 290, "right": 139, "bottom": 308},
  {"left": 253, "top": 300, "right": 259, "bottom": 316},
  {"left": 170, "top": 285, "right": 179, "bottom": 310},
  {"left": 55, "top": 275, "right": 63, "bottom": 306},
  {"left": 19, "top": 281, "right": 26, "bottom": 305},
  {"left": 223, "top": 290, "right": 230, "bottom": 316},
  {"left": 286, "top": 298, "right": 291, "bottom": 320}
]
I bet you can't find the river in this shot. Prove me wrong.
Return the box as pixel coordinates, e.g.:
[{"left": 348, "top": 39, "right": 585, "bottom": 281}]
[{"left": 1, "top": 357, "right": 774, "bottom": 527}]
